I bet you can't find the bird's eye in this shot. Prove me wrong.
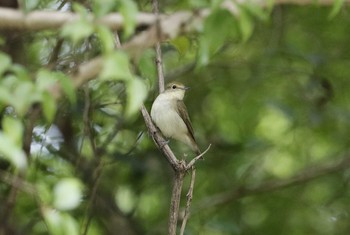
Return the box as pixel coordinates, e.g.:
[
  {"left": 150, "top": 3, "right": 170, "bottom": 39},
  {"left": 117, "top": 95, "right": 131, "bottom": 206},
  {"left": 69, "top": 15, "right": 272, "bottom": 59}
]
[{"left": 172, "top": 85, "right": 177, "bottom": 89}]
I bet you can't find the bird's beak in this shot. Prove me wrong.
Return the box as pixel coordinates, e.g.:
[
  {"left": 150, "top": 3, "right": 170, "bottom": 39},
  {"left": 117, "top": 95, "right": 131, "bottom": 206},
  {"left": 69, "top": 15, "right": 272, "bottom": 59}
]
[{"left": 183, "top": 86, "right": 190, "bottom": 90}]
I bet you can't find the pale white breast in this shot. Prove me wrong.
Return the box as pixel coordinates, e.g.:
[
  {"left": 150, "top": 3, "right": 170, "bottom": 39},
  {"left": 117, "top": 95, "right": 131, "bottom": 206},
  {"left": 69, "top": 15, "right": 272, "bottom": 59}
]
[{"left": 151, "top": 94, "right": 188, "bottom": 139}]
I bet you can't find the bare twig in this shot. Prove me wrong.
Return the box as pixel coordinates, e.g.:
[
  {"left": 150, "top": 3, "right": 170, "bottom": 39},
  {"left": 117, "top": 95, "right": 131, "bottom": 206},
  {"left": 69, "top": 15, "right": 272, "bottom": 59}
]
[
  {"left": 47, "top": 38, "right": 63, "bottom": 69},
  {"left": 83, "top": 85, "right": 97, "bottom": 156},
  {"left": 180, "top": 166, "right": 196, "bottom": 235},
  {"left": 186, "top": 144, "right": 211, "bottom": 170}
]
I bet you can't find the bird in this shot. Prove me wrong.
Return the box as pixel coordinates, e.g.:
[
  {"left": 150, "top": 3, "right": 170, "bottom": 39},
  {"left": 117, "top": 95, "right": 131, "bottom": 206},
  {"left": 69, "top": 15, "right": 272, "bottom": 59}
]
[{"left": 150, "top": 82, "right": 201, "bottom": 156}]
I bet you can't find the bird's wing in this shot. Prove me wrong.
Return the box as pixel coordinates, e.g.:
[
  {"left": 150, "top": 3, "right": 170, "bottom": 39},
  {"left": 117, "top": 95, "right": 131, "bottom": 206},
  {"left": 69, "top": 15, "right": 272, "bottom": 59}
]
[{"left": 176, "top": 100, "right": 196, "bottom": 142}]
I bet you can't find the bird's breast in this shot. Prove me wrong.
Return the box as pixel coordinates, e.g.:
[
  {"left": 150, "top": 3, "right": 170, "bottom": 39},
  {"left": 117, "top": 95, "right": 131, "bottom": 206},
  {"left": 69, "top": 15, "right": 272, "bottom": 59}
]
[{"left": 151, "top": 98, "right": 187, "bottom": 138}]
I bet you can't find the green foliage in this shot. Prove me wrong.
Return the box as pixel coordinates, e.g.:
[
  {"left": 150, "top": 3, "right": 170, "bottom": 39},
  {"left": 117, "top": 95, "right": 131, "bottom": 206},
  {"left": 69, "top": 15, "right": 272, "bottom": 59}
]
[
  {"left": 125, "top": 77, "right": 147, "bottom": 117},
  {"left": 53, "top": 178, "right": 83, "bottom": 211},
  {"left": 329, "top": 0, "right": 345, "bottom": 19},
  {"left": 61, "top": 19, "right": 94, "bottom": 45},
  {"left": 198, "top": 8, "right": 238, "bottom": 66},
  {"left": 100, "top": 51, "right": 133, "bottom": 80},
  {"left": 96, "top": 25, "right": 116, "bottom": 54},
  {"left": 119, "top": 0, "right": 138, "bottom": 38},
  {"left": 0, "top": 117, "right": 27, "bottom": 170},
  {"left": 43, "top": 209, "right": 79, "bottom": 235},
  {"left": 0, "top": 52, "right": 11, "bottom": 76}
]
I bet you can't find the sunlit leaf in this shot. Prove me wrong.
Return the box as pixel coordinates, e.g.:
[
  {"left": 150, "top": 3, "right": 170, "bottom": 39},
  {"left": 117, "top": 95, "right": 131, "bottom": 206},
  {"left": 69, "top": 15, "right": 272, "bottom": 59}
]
[
  {"left": 126, "top": 78, "right": 147, "bottom": 117},
  {"left": 115, "top": 186, "right": 136, "bottom": 213},
  {"left": 36, "top": 69, "right": 57, "bottom": 91},
  {"left": 171, "top": 36, "right": 190, "bottom": 57},
  {"left": 0, "top": 52, "right": 11, "bottom": 76},
  {"left": 53, "top": 178, "right": 82, "bottom": 211},
  {"left": 72, "top": 3, "right": 89, "bottom": 17},
  {"left": 100, "top": 51, "right": 133, "bottom": 80},
  {"left": 56, "top": 74, "right": 76, "bottom": 105},
  {"left": 329, "top": 0, "right": 345, "bottom": 19},
  {"left": 96, "top": 25, "right": 115, "bottom": 54},
  {"left": 42, "top": 91, "right": 57, "bottom": 123},
  {"left": 138, "top": 49, "right": 156, "bottom": 81},
  {"left": 0, "top": 133, "right": 27, "bottom": 170},
  {"left": 238, "top": 7, "right": 254, "bottom": 42},
  {"left": 60, "top": 19, "right": 94, "bottom": 45},
  {"left": 13, "top": 81, "right": 38, "bottom": 116},
  {"left": 2, "top": 116, "right": 23, "bottom": 146},
  {"left": 10, "top": 64, "right": 31, "bottom": 81},
  {"left": 242, "top": 2, "right": 269, "bottom": 21},
  {"left": 23, "top": 0, "right": 40, "bottom": 12},
  {"left": 92, "top": 0, "right": 116, "bottom": 17},
  {"left": 198, "top": 9, "right": 237, "bottom": 67},
  {"left": 43, "top": 208, "right": 79, "bottom": 235},
  {"left": 119, "top": 0, "right": 138, "bottom": 38},
  {"left": 0, "top": 86, "right": 12, "bottom": 104}
]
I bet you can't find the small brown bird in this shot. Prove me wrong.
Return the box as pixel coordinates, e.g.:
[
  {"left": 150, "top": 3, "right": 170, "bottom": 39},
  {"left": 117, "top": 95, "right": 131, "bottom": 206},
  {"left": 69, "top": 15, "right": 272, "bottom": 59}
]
[{"left": 150, "top": 82, "right": 201, "bottom": 155}]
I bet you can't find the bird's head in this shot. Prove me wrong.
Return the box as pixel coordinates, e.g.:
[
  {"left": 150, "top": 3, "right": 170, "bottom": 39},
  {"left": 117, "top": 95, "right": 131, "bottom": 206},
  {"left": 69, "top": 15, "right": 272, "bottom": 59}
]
[{"left": 163, "top": 82, "right": 189, "bottom": 100}]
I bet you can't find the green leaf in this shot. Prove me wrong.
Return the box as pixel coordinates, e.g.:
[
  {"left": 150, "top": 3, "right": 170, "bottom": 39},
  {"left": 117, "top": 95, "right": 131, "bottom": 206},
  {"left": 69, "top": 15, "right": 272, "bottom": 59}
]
[
  {"left": 10, "top": 64, "right": 31, "bottom": 81},
  {"left": 0, "top": 86, "right": 12, "bottom": 104},
  {"left": 0, "top": 52, "right": 11, "bottom": 76},
  {"left": 92, "top": 0, "right": 116, "bottom": 17},
  {"left": 238, "top": 7, "right": 254, "bottom": 42},
  {"left": 36, "top": 69, "right": 57, "bottom": 91},
  {"left": 72, "top": 3, "right": 89, "bottom": 17},
  {"left": 60, "top": 19, "right": 94, "bottom": 45},
  {"left": 119, "top": 0, "right": 138, "bottom": 38},
  {"left": 2, "top": 116, "right": 23, "bottom": 146},
  {"left": 53, "top": 178, "right": 82, "bottom": 211},
  {"left": 12, "top": 81, "right": 38, "bottom": 116},
  {"left": 96, "top": 25, "right": 115, "bottom": 54},
  {"left": 171, "top": 36, "right": 191, "bottom": 57},
  {"left": 137, "top": 49, "right": 156, "bottom": 80},
  {"left": 23, "top": 0, "right": 40, "bottom": 12},
  {"left": 242, "top": 2, "right": 269, "bottom": 21},
  {"left": 42, "top": 92, "right": 57, "bottom": 123},
  {"left": 56, "top": 74, "right": 76, "bottom": 105},
  {"left": 37, "top": 69, "right": 76, "bottom": 105},
  {"left": 0, "top": 133, "right": 27, "bottom": 170},
  {"left": 100, "top": 51, "right": 133, "bottom": 81},
  {"left": 125, "top": 78, "right": 147, "bottom": 117},
  {"left": 198, "top": 9, "right": 238, "bottom": 67},
  {"left": 43, "top": 209, "right": 79, "bottom": 235},
  {"left": 329, "top": 0, "right": 345, "bottom": 19}
]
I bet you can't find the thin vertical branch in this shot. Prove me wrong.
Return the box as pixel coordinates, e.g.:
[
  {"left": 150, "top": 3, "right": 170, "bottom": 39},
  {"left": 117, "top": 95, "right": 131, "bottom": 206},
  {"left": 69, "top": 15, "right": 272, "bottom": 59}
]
[
  {"left": 81, "top": 159, "right": 104, "bottom": 235},
  {"left": 83, "top": 85, "right": 97, "bottom": 156},
  {"left": 80, "top": 85, "right": 105, "bottom": 235},
  {"left": 168, "top": 171, "right": 185, "bottom": 235},
  {"left": 151, "top": 1, "right": 186, "bottom": 234},
  {"left": 152, "top": 0, "right": 165, "bottom": 93},
  {"left": 180, "top": 167, "right": 196, "bottom": 235}
]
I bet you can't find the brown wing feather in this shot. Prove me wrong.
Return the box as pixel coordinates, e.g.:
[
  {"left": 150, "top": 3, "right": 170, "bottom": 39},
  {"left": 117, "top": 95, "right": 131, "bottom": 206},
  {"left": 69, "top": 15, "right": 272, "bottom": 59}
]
[{"left": 176, "top": 100, "right": 196, "bottom": 141}]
